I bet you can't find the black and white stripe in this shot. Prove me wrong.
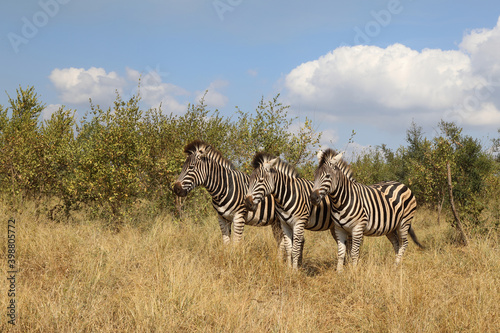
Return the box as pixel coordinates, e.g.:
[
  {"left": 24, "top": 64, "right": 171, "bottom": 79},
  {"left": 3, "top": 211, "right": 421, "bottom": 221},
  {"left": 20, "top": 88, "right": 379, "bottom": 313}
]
[
  {"left": 173, "top": 140, "right": 282, "bottom": 247},
  {"left": 310, "top": 149, "right": 423, "bottom": 272},
  {"left": 244, "top": 152, "right": 337, "bottom": 269}
]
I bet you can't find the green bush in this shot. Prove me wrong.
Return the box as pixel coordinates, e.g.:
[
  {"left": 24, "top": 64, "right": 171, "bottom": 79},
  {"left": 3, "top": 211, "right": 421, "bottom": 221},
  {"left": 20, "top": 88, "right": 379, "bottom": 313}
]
[
  {"left": 0, "top": 87, "right": 322, "bottom": 223},
  {"left": 351, "top": 120, "right": 497, "bottom": 234},
  {"left": 1, "top": 86, "right": 498, "bottom": 234}
]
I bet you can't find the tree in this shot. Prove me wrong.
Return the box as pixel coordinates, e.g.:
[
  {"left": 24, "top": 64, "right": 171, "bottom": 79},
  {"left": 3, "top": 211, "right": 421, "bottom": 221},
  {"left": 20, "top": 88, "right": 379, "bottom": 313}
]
[
  {"left": 351, "top": 120, "right": 496, "bottom": 236},
  {"left": 405, "top": 120, "right": 494, "bottom": 234},
  {"left": 40, "top": 106, "right": 77, "bottom": 217},
  {"left": 231, "top": 94, "right": 321, "bottom": 175},
  {"left": 73, "top": 93, "right": 152, "bottom": 219},
  {"left": 0, "top": 86, "right": 45, "bottom": 203},
  {"left": 351, "top": 147, "right": 398, "bottom": 185},
  {"left": 232, "top": 95, "right": 293, "bottom": 172}
]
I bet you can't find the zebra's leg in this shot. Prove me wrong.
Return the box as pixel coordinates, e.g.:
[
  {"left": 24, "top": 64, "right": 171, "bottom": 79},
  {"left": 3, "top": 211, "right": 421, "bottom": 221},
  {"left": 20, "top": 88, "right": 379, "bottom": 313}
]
[
  {"left": 281, "top": 222, "right": 293, "bottom": 267},
  {"left": 350, "top": 222, "right": 366, "bottom": 267},
  {"left": 298, "top": 236, "right": 305, "bottom": 267},
  {"left": 217, "top": 215, "right": 231, "bottom": 245},
  {"left": 395, "top": 226, "right": 410, "bottom": 266},
  {"left": 346, "top": 234, "right": 353, "bottom": 263},
  {"left": 335, "top": 226, "right": 349, "bottom": 272},
  {"left": 271, "top": 220, "right": 286, "bottom": 261},
  {"left": 330, "top": 228, "right": 348, "bottom": 265},
  {"left": 231, "top": 211, "right": 246, "bottom": 243},
  {"left": 291, "top": 222, "right": 306, "bottom": 269},
  {"left": 329, "top": 228, "right": 338, "bottom": 264},
  {"left": 386, "top": 231, "right": 400, "bottom": 255}
]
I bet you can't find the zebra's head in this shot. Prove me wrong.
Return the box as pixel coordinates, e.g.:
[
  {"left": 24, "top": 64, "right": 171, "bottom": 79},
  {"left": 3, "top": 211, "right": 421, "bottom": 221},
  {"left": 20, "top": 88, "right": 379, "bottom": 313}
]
[
  {"left": 173, "top": 140, "right": 212, "bottom": 197},
  {"left": 245, "top": 152, "right": 279, "bottom": 212},
  {"left": 310, "top": 149, "right": 344, "bottom": 206}
]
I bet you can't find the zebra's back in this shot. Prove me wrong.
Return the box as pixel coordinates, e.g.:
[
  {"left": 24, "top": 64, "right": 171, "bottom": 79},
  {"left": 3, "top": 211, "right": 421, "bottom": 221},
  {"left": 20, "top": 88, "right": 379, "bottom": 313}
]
[
  {"left": 354, "top": 181, "right": 416, "bottom": 237},
  {"left": 276, "top": 176, "right": 335, "bottom": 232}
]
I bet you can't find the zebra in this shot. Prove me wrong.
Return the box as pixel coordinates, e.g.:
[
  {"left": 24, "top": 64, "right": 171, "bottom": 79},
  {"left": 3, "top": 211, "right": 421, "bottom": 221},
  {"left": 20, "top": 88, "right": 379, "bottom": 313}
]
[
  {"left": 172, "top": 140, "right": 283, "bottom": 250},
  {"left": 310, "top": 149, "right": 424, "bottom": 272},
  {"left": 244, "top": 152, "right": 339, "bottom": 269}
]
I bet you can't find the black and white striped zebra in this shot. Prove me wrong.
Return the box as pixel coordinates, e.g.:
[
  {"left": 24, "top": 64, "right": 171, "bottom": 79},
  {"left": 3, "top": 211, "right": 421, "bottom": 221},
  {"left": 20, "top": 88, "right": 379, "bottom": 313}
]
[
  {"left": 173, "top": 140, "right": 283, "bottom": 248},
  {"left": 244, "top": 152, "right": 338, "bottom": 269},
  {"left": 310, "top": 149, "right": 424, "bottom": 272}
]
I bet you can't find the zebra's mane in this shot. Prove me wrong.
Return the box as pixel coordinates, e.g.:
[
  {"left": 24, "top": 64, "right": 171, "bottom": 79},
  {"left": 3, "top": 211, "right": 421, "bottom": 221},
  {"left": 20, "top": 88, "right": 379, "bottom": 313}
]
[
  {"left": 319, "top": 148, "right": 354, "bottom": 181},
  {"left": 251, "top": 152, "right": 300, "bottom": 178},
  {"left": 183, "top": 140, "right": 235, "bottom": 170}
]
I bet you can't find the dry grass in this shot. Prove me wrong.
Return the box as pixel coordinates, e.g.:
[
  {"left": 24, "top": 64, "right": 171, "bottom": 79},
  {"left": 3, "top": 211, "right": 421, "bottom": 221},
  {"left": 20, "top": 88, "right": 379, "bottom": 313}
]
[{"left": 1, "top": 203, "right": 499, "bottom": 332}]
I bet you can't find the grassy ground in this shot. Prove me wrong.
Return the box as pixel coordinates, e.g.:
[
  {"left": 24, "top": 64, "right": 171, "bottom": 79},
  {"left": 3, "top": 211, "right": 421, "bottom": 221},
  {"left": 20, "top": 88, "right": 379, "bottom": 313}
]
[{"left": 1, "top": 203, "right": 499, "bottom": 332}]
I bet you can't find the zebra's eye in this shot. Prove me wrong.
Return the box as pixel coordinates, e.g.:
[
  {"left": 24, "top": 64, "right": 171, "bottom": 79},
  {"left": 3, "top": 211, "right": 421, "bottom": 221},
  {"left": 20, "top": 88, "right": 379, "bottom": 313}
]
[
  {"left": 188, "top": 164, "right": 195, "bottom": 170},
  {"left": 325, "top": 174, "right": 331, "bottom": 179}
]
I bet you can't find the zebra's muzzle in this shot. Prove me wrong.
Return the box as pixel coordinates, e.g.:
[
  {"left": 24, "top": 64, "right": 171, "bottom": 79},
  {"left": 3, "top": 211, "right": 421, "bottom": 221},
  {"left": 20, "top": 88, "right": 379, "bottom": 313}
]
[
  {"left": 310, "top": 190, "right": 322, "bottom": 206},
  {"left": 173, "top": 182, "right": 188, "bottom": 197},
  {"left": 244, "top": 195, "right": 258, "bottom": 212}
]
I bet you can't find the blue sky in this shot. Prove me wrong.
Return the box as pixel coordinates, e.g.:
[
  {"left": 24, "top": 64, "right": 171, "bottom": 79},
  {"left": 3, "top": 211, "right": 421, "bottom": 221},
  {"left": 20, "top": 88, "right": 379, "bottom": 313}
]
[{"left": 2, "top": 0, "right": 500, "bottom": 156}]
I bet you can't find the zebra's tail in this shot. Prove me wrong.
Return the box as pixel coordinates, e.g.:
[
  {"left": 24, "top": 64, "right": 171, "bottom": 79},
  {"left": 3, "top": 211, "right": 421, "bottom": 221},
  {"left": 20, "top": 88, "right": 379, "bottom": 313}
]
[{"left": 409, "top": 225, "right": 425, "bottom": 249}]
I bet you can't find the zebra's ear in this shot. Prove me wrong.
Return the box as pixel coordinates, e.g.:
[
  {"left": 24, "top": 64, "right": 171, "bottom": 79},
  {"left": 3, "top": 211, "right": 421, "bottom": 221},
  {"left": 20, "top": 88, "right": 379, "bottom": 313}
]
[
  {"left": 198, "top": 145, "right": 212, "bottom": 159},
  {"left": 332, "top": 151, "right": 343, "bottom": 165},
  {"left": 269, "top": 157, "right": 279, "bottom": 168},
  {"left": 263, "top": 157, "right": 279, "bottom": 172},
  {"left": 317, "top": 150, "right": 324, "bottom": 162}
]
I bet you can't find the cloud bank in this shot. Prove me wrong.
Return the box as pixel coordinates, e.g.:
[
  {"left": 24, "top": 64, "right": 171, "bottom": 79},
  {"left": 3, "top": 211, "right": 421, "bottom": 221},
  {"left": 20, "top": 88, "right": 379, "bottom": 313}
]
[
  {"left": 285, "top": 17, "right": 500, "bottom": 129},
  {"left": 49, "top": 66, "right": 228, "bottom": 113}
]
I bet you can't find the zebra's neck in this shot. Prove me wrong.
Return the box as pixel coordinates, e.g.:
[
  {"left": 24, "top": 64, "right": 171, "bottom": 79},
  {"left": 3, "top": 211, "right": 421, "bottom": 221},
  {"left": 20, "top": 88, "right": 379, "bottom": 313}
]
[
  {"left": 203, "top": 160, "right": 244, "bottom": 202},
  {"left": 330, "top": 170, "right": 356, "bottom": 211},
  {"left": 272, "top": 172, "right": 308, "bottom": 211}
]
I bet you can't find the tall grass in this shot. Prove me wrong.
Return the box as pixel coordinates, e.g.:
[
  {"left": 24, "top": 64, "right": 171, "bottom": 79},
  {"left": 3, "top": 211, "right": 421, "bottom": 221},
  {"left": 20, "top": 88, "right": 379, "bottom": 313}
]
[{"left": 1, "top": 203, "right": 499, "bottom": 332}]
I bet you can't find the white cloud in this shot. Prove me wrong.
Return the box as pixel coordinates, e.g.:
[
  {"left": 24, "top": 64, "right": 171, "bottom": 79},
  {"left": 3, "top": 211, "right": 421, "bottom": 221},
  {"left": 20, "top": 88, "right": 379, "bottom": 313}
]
[
  {"left": 49, "top": 66, "right": 229, "bottom": 114},
  {"left": 49, "top": 67, "right": 126, "bottom": 105},
  {"left": 461, "top": 102, "right": 500, "bottom": 126},
  {"left": 460, "top": 17, "right": 500, "bottom": 64},
  {"left": 458, "top": 17, "right": 500, "bottom": 112},
  {"left": 284, "top": 16, "right": 500, "bottom": 129},
  {"left": 286, "top": 44, "right": 473, "bottom": 116}
]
